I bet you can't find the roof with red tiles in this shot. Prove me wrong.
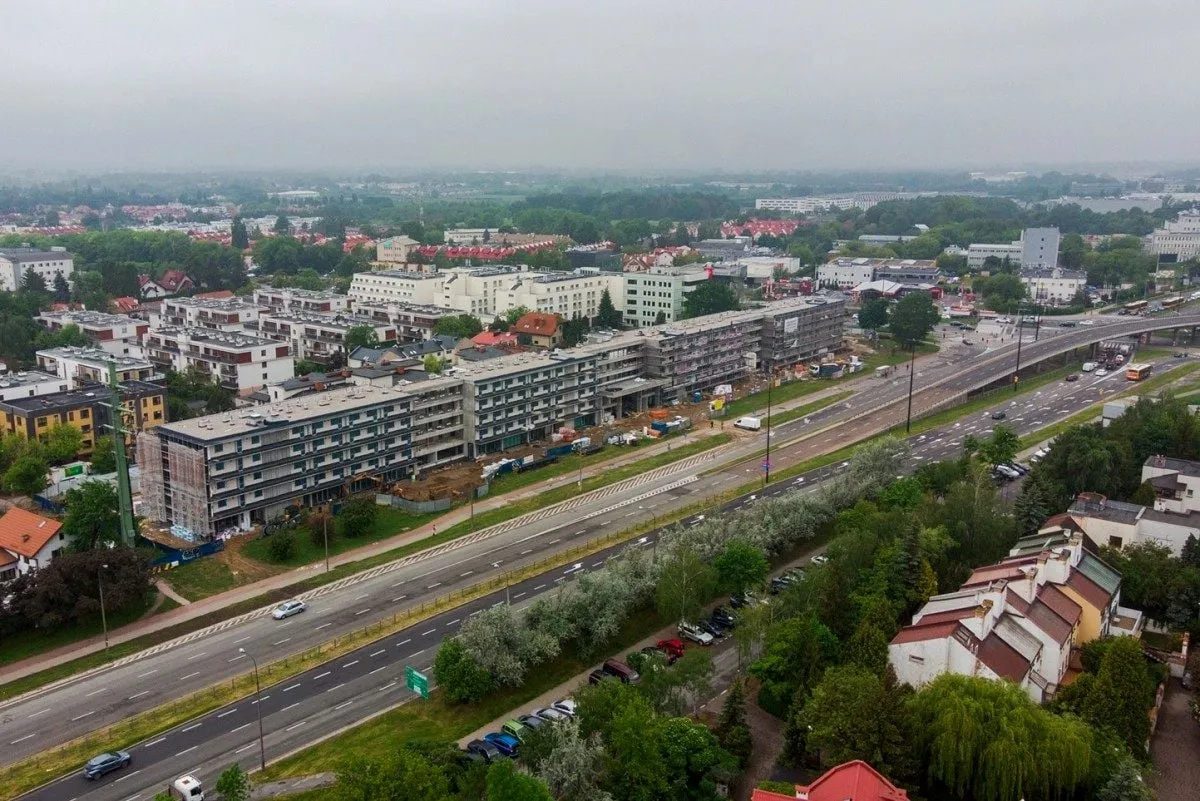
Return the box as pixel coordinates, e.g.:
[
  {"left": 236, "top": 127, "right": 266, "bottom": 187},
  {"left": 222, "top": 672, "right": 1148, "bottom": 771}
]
[
  {"left": 511, "top": 312, "right": 560, "bottom": 338},
  {"left": 751, "top": 760, "right": 910, "bottom": 801},
  {"left": 0, "top": 508, "right": 62, "bottom": 560},
  {"left": 889, "top": 619, "right": 961, "bottom": 645},
  {"left": 977, "top": 632, "right": 1032, "bottom": 683}
]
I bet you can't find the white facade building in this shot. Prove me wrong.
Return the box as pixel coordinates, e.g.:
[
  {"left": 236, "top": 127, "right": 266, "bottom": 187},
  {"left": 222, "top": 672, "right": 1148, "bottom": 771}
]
[
  {"left": 755, "top": 193, "right": 924, "bottom": 214},
  {"left": 142, "top": 328, "right": 294, "bottom": 396},
  {"left": 1020, "top": 267, "right": 1086, "bottom": 304},
  {"left": 253, "top": 312, "right": 397, "bottom": 364},
  {"left": 0, "top": 248, "right": 74, "bottom": 292},
  {"left": 1148, "top": 209, "right": 1200, "bottom": 261},
  {"left": 149, "top": 297, "right": 267, "bottom": 333},
  {"left": 1020, "top": 227, "right": 1061, "bottom": 272},
  {"left": 816, "top": 258, "right": 877, "bottom": 289},
  {"left": 0, "top": 370, "right": 68, "bottom": 402},
  {"left": 622, "top": 265, "right": 709, "bottom": 327},
  {"left": 36, "top": 347, "right": 159, "bottom": 386},
  {"left": 505, "top": 272, "right": 624, "bottom": 321},
  {"left": 36, "top": 310, "right": 148, "bottom": 356},
  {"left": 967, "top": 242, "right": 1023, "bottom": 270}
]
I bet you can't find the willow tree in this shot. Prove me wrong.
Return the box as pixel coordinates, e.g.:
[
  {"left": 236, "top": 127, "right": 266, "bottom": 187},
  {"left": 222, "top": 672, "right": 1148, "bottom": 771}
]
[{"left": 911, "top": 675, "right": 1092, "bottom": 801}]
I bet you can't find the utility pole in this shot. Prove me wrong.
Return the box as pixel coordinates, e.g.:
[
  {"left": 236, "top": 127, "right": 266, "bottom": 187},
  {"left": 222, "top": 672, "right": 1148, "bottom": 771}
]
[
  {"left": 762, "top": 360, "right": 773, "bottom": 488},
  {"left": 1013, "top": 302, "right": 1024, "bottom": 392},
  {"left": 904, "top": 343, "right": 917, "bottom": 433},
  {"left": 107, "top": 363, "right": 136, "bottom": 545},
  {"left": 323, "top": 511, "right": 330, "bottom": 573},
  {"left": 98, "top": 563, "right": 110, "bottom": 654},
  {"left": 240, "top": 648, "right": 267, "bottom": 771}
]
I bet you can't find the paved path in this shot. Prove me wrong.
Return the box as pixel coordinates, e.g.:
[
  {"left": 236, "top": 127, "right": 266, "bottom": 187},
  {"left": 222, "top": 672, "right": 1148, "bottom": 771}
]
[
  {"left": 1150, "top": 678, "right": 1200, "bottom": 801},
  {"left": 154, "top": 578, "right": 191, "bottom": 606}
]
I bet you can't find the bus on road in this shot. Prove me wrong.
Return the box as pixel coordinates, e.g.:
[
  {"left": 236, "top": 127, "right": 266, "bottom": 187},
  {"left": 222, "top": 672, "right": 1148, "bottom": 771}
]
[{"left": 1126, "top": 363, "right": 1153, "bottom": 381}]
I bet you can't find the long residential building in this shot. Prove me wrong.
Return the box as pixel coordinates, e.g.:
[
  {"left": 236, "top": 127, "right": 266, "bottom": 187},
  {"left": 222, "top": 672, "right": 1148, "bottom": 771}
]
[
  {"left": 36, "top": 347, "right": 159, "bottom": 386},
  {"left": 36, "top": 310, "right": 148, "bottom": 356},
  {"left": 0, "top": 247, "right": 74, "bottom": 292},
  {"left": 138, "top": 377, "right": 466, "bottom": 537},
  {"left": 817, "top": 258, "right": 940, "bottom": 290},
  {"left": 252, "top": 287, "right": 352, "bottom": 315},
  {"left": 142, "top": 329, "right": 293, "bottom": 395},
  {"left": 251, "top": 311, "right": 396, "bottom": 364},
  {"left": 149, "top": 296, "right": 267, "bottom": 333},
  {"left": 350, "top": 302, "right": 454, "bottom": 342},
  {"left": 1, "top": 380, "right": 166, "bottom": 457},
  {"left": 966, "top": 242, "right": 1022, "bottom": 270}
]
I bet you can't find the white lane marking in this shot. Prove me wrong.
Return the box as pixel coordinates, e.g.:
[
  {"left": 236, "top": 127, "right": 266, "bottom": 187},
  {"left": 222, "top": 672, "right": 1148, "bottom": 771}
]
[
  {"left": 420, "top": 629, "right": 436, "bottom": 636},
  {"left": 273, "top": 638, "right": 291, "bottom": 646},
  {"left": 460, "top": 571, "right": 473, "bottom": 577},
  {"left": 174, "top": 745, "right": 198, "bottom": 757},
  {"left": 342, "top": 660, "right": 359, "bottom": 668},
  {"left": 370, "top": 649, "right": 386, "bottom": 657},
  {"left": 217, "top": 708, "right": 238, "bottom": 718},
  {"left": 231, "top": 723, "right": 251, "bottom": 733},
  {"left": 9, "top": 733, "right": 35, "bottom": 744},
  {"left": 354, "top": 608, "right": 371, "bottom": 615},
  {"left": 27, "top": 709, "right": 49, "bottom": 718},
  {"left": 186, "top": 651, "right": 207, "bottom": 661},
  {"left": 446, "top": 619, "right": 460, "bottom": 627},
  {"left": 380, "top": 680, "right": 398, "bottom": 691},
  {"left": 315, "top": 622, "right": 333, "bottom": 630},
  {"left": 369, "top": 666, "right": 388, "bottom": 675},
  {"left": 281, "top": 702, "right": 300, "bottom": 713},
  {"left": 180, "top": 671, "right": 200, "bottom": 681},
  {"left": 334, "top": 700, "right": 353, "bottom": 711},
  {"left": 534, "top": 584, "right": 546, "bottom": 591},
  {"left": 85, "top": 687, "right": 108, "bottom": 697},
  {"left": 128, "top": 690, "right": 151, "bottom": 700},
  {"left": 228, "top": 654, "right": 247, "bottom": 663},
  {"left": 513, "top": 592, "right": 526, "bottom": 599},
  {"left": 144, "top": 737, "right": 166, "bottom": 748},
  {"left": 236, "top": 743, "right": 257, "bottom": 754},
  {"left": 391, "top": 595, "right": 406, "bottom": 602},
  {"left": 326, "top": 683, "right": 346, "bottom": 693},
  {"left": 71, "top": 711, "right": 95, "bottom": 721},
  {"left": 137, "top": 669, "right": 158, "bottom": 678},
  {"left": 355, "top": 593, "right": 369, "bottom": 600},
  {"left": 314, "top": 671, "right": 331, "bottom": 680},
  {"left": 549, "top": 539, "right": 561, "bottom": 544},
  {"left": 520, "top": 549, "right": 533, "bottom": 555},
  {"left": 391, "top": 580, "right": 405, "bottom": 588},
  {"left": 233, "top": 636, "right": 252, "bottom": 644},
  {"left": 286, "top": 721, "right": 306, "bottom": 731},
  {"left": 410, "top": 648, "right": 425, "bottom": 657},
  {"left": 396, "top": 638, "right": 411, "bottom": 646},
  {"left": 427, "top": 582, "right": 441, "bottom": 589},
  {"left": 114, "top": 769, "right": 142, "bottom": 783},
  {"left": 251, "top": 695, "right": 271, "bottom": 704},
  {"left": 181, "top": 723, "right": 201, "bottom": 733},
  {"left": 283, "top": 683, "right": 301, "bottom": 693}
]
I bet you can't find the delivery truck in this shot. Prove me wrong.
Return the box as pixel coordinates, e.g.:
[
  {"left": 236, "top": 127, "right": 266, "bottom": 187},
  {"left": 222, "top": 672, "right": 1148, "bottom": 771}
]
[{"left": 734, "top": 416, "right": 762, "bottom": 431}]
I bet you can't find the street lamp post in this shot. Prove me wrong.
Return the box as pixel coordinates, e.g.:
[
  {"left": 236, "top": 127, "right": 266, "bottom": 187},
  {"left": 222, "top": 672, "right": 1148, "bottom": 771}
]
[
  {"left": 762, "top": 360, "right": 773, "bottom": 488},
  {"left": 239, "top": 648, "right": 267, "bottom": 771},
  {"left": 904, "top": 343, "right": 917, "bottom": 433},
  {"left": 323, "top": 511, "right": 330, "bottom": 574},
  {"left": 98, "top": 563, "right": 110, "bottom": 655},
  {"left": 1014, "top": 302, "right": 1025, "bottom": 392}
]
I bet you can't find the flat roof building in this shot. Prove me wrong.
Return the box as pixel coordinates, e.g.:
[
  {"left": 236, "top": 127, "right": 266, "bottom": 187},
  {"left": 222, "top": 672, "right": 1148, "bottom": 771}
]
[
  {"left": 36, "top": 310, "right": 148, "bottom": 356},
  {"left": 0, "top": 370, "right": 69, "bottom": 403},
  {"left": 252, "top": 287, "right": 352, "bottom": 315},
  {"left": 252, "top": 311, "right": 397, "bottom": 365},
  {"left": 36, "top": 347, "right": 159, "bottom": 387},
  {"left": 149, "top": 296, "right": 268, "bottom": 333},
  {"left": 0, "top": 379, "right": 165, "bottom": 458},
  {"left": 0, "top": 247, "right": 74, "bottom": 293},
  {"left": 142, "top": 329, "right": 293, "bottom": 395}
]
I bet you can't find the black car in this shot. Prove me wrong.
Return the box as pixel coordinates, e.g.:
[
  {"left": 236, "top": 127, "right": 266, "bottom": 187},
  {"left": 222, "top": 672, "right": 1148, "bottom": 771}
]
[
  {"left": 991, "top": 410, "right": 1007, "bottom": 420},
  {"left": 588, "top": 669, "right": 612, "bottom": 685},
  {"left": 1065, "top": 373, "right": 1079, "bottom": 382},
  {"left": 698, "top": 619, "right": 728, "bottom": 640},
  {"left": 728, "top": 593, "right": 751, "bottom": 609},
  {"left": 82, "top": 751, "right": 132, "bottom": 780},
  {"left": 711, "top": 607, "right": 738, "bottom": 628},
  {"left": 465, "top": 739, "right": 502, "bottom": 763}
]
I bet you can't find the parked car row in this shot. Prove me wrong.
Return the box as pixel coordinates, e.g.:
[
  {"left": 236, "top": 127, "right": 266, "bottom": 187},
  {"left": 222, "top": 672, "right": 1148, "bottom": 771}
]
[
  {"left": 463, "top": 697, "right": 578, "bottom": 762},
  {"left": 992, "top": 461, "right": 1029, "bottom": 482}
]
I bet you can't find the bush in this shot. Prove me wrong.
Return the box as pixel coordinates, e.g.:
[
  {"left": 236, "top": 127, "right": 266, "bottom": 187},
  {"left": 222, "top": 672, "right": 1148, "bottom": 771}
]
[
  {"left": 308, "top": 510, "right": 333, "bottom": 549},
  {"left": 757, "top": 780, "right": 796, "bottom": 794},
  {"left": 340, "top": 496, "right": 378, "bottom": 538},
  {"left": 266, "top": 531, "right": 295, "bottom": 562}
]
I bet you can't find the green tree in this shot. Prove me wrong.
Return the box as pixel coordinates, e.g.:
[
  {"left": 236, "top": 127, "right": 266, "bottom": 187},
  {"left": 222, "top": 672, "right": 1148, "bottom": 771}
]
[
  {"left": 715, "top": 678, "right": 752, "bottom": 767},
  {"left": 62, "top": 480, "right": 121, "bottom": 548},
  {"left": 273, "top": 215, "right": 291, "bottom": 234},
  {"left": 857, "top": 298, "right": 889, "bottom": 331},
  {"left": 3, "top": 453, "right": 48, "bottom": 497},
  {"left": 843, "top": 616, "right": 891, "bottom": 675},
  {"left": 90, "top": 436, "right": 117, "bottom": 474},
  {"left": 21, "top": 268, "right": 48, "bottom": 296},
  {"left": 887, "top": 291, "right": 940, "bottom": 350},
  {"left": 653, "top": 311, "right": 667, "bottom": 325},
  {"left": 975, "top": 273, "right": 1027, "bottom": 313},
  {"left": 215, "top": 764, "right": 250, "bottom": 801},
  {"left": 1095, "top": 756, "right": 1154, "bottom": 801},
  {"left": 532, "top": 718, "right": 613, "bottom": 801},
  {"left": 434, "top": 314, "right": 484, "bottom": 339},
  {"left": 343, "top": 325, "right": 379, "bottom": 352},
  {"left": 977, "top": 424, "right": 1020, "bottom": 467},
  {"left": 1129, "top": 480, "right": 1157, "bottom": 507},
  {"left": 654, "top": 546, "right": 717, "bottom": 624},
  {"left": 71, "top": 269, "right": 109, "bottom": 311},
  {"left": 36, "top": 322, "right": 90, "bottom": 349},
  {"left": 266, "top": 530, "right": 295, "bottom": 562},
  {"left": 1013, "top": 472, "right": 1055, "bottom": 538},
  {"left": 423, "top": 354, "right": 445, "bottom": 374},
  {"left": 230, "top": 216, "right": 250, "bottom": 250},
  {"left": 340, "top": 496, "right": 377, "bottom": 538},
  {"left": 713, "top": 540, "right": 769, "bottom": 595},
  {"left": 486, "top": 758, "right": 553, "bottom": 801},
  {"left": 596, "top": 289, "right": 623, "bottom": 329},
  {"left": 433, "top": 638, "right": 495, "bottom": 703},
  {"left": 52, "top": 272, "right": 71, "bottom": 302},
  {"left": 750, "top": 615, "right": 839, "bottom": 716},
  {"left": 332, "top": 749, "right": 451, "bottom": 801},
  {"left": 798, "top": 665, "right": 911, "bottom": 777},
  {"left": 682, "top": 281, "right": 739, "bottom": 319},
  {"left": 1081, "top": 636, "right": 1155, "bottom": 755},
  {"left": 44, "top": 424, "right": 84, "bottom": 465}
]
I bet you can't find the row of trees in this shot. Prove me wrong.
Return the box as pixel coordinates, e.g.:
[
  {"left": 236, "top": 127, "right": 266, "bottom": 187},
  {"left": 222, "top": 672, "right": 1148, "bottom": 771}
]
[{"left": 0, "top": 427, "right": 87, "bottom": 497}]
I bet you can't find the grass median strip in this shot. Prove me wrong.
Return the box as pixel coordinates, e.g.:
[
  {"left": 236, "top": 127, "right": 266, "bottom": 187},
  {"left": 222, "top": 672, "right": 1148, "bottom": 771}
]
[
  {"left": 0, "top": 523, "right": 669, "bottom": 801},
  {"left": 0, "top": 435, "right": 730, "bottom": 700}
]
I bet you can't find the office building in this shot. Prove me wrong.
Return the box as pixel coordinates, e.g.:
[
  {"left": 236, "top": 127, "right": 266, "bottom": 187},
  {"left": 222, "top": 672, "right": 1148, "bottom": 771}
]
[
  {"left": 966, "top": 242, "right": 1023, "bottom": 270},
  {"left": 252, "top": 287, "right": 352, "bottom": 315},
  {"left": 137, "top": 377, "right": 466, "bottom": 537},
  {"left": 1148, "top": 209, "right": 1200, "bottom": 261},
  {"left": 1019, "top": 227, "right": 1061, "bottom": 272},
  {"left": 623, "top": 264, "right": 709, "bottom": 327},
  {"left": 375, "top": 235, "right": 421, "bottom": 264},
  {"left": 252, "top": 311, "right": 396, "bottom": 364},
  {"left": 36, "top": 310, "right": 148, "bottom": 356},
  {"left": 0, "top": 370, "right": 69, "bottom": 403},
  {"left": 817, "top": 258, "right": 940, "bottom": 290},
  {"left": 1020, "top": 267, "right": 1086, "bottom": 304},
  {"left": 36, "top": 347, "right": 159, "bottom": 386},
  {"left": 143, "top": 329, "right": 292, "bottom": 395},
  {"left": 0, "top": 247, "right": 74, "bottom": 292},
  {"left": 0, "top": 380, "right": 166, "bottom": 457}
]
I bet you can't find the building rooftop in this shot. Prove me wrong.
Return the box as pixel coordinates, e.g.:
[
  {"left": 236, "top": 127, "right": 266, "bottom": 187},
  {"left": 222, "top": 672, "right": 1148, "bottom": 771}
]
[
  {"left": 263, "top": 311, "right": 388, "bottom": 331},
  {"left": 0, "top": 507, "right": 62, "bottom": 559},
  {"left": 0, "top": 247, "right": 72, "bottom": 263},
  {"left": 511, "top": 312, "right": 559, "bottom": 338},
  {"left": 1021, "top": 267, "right": 1087, "bottom": 280},
  {"left": 37, "top": 310, "right": 139, "bottom": 328},
  {"left": 158, "top": 377, "right": 462, "bottom": 442},
  {"left": 163, "top": 296, "right": 265, "bottom": 312},
  {"left": 153, "top": 327, "right": 280, "bottom": 348},
  {"left": 37, "top": 346, "right": 154, "bottom": 370},
  {"left": 0, "top": 380, "right": 162, "bottom": 413},
  {"left": 256, "top": 287, "right": 347, "bottom": 301},
  {"left": 1068, "top": 495, "right": 1145, "bottom": 526},
  {"left": 1144, "top": 453, "right": 1200, "bottom": 478},
  {"left": 356, "top": 269, "right": 443, "bottom": 281},
  {"left": 0, "top": 369, "right": 64, "bottom": 389}
]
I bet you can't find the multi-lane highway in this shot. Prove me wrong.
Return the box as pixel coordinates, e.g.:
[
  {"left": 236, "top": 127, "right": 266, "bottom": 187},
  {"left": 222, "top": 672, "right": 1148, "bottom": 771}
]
[
  {"left": 1, "top": 314, "right": 1193, "bottom": 766},
  {"left": 17, "top": 354, "right": 1189, "bottom": 801}
]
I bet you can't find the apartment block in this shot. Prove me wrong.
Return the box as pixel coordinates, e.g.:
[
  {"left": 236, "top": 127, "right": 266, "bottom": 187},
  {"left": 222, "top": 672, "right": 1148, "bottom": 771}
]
[
  {"left": 504, "top": 271, "right": 624, "bottom": 321},
  {"left": 36, "top": 347, "right": 160, "bottom": 386},
  {"left": 0, "top": 380, "right": 165, "bottom": 457},
  {"left": 817, "top": 258, "right": 941, "bottom": 290},
  {"left": 36, "top": 310, "right": 148, "bottom": 356},
  {"left": 252, "top": 312, "right": 396, "bottom": 364},
  {"left": 1020, "top": 267, "right": 1086, "bottom": 305},
  {"left": 347, "top": 269, "right": 445, "bottom": 306},
  {"left": 0, "top": 370, "right": 69, "bottom": 403},
  {"left": 148, "top": 296, "right": 267, "bottom": 333},
  {"left": 253, "top": 287, "right": 352, "bottom": 315},
  {"left": 623, "top": 265, "right": 708, "bottom": 327},
  {"left": 966, "top": 242, "right": 1022, "bottom": 271},
  {"left": 1148, "top": 208, "right": 1200, "bottom": 261},
  {"left": 0, "top": 247, "right": 73, "bottom": 292},
  {"left": 138, "top": 378, "right": 466, "bottom": 537},
  {"left": 1020, "top": 227, "right": 1061, "bottom": 272},
  {"left": 375, "top": 235, "right": 421, "bottom": 264},
  {"left": 350, "top": 302, "right": 453, "bottom": 342},
  {"left": 142, "top": 329, "right": 293, "bottom": 395}
]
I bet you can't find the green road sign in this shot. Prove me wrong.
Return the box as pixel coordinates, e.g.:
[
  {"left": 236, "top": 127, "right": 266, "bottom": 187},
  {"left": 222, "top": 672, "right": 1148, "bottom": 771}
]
[{"left": 405, "top": 666, "right": 429, "bottom": 699}]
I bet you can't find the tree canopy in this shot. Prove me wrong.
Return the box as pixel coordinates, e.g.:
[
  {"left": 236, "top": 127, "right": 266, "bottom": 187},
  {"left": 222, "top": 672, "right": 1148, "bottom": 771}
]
[
  {"left": 887, "top": 292, "right": 940, "bottom": 349},
  {"left": 682, "top": 282, "right": 739, "bottom": 319}
]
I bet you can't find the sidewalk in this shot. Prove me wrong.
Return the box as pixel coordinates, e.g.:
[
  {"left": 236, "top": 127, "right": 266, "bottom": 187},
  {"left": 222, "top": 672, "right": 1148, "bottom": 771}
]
[{"left": 0, "top": 363, "right": 915, "bottom": 687}]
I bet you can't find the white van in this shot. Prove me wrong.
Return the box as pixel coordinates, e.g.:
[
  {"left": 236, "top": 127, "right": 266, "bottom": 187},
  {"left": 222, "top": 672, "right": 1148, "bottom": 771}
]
[
  {"left": 1081, "top": 362, "right": 1096, "bottom": 372},
  {"left": 168, "top": 775, "right": 204, "bottom": 800},
  {"left": 734, "top": 416, "right": 762, "bottom": 431}
]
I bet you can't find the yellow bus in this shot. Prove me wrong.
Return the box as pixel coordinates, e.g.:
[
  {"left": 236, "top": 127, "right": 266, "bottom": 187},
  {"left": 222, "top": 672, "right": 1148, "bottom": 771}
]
[{"left": 1126, "top": 363, "right": 1153, "bottom": 381}]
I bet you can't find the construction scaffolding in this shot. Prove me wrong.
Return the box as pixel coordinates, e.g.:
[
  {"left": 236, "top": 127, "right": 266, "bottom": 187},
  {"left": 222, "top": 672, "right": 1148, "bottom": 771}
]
[
  {"left": 136, "top": 431, "right": 211, "bottom": 538},
  {"left": 136, "top": 431, "right": 168, "bottom": 524}
]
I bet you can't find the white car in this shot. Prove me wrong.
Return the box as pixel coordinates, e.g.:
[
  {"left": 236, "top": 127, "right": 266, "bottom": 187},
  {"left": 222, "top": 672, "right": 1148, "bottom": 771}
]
[
  {"left": 678, "top": 621, "right": 715, "bottom": 646},
  {"left": 271, "top": 599, "right": 307, "bottom": 620},
  {"left": 1079, "top": 319, "right": 1094, "bottom": 325},
  {"left": 551, "top": 698, "right": 577, "bottom": 717},
  {"left": 1094, "top": 368, "right": 1109, "bottom": 377},
  {"left": 810, "top": 554, "right": 830, "bottom": 566},
  {"left": 533, "top": 707, "right": 569, "bottom": 723}
]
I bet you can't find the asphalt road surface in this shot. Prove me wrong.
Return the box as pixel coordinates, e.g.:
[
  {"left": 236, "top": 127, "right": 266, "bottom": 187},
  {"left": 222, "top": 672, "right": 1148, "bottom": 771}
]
[{"left": 18, "top": 355, "right": 1186, "bottom": 801}]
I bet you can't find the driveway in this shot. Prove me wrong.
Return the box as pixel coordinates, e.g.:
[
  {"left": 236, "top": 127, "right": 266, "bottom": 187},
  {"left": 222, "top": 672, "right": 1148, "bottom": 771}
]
[{"left": 1149, "top": 678, "right": 1200, "bottom": 801}]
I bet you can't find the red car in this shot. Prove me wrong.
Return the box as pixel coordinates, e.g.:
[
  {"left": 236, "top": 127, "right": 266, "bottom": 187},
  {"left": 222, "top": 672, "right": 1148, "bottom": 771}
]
[{"left": 656, "top": 638, "right": 686, "bottom": 663}]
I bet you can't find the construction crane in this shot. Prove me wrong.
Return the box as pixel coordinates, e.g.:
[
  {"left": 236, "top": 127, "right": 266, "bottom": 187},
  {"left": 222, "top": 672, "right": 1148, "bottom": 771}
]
[{"left": 106, "top": 362, "right": 137, "bottom": 545}]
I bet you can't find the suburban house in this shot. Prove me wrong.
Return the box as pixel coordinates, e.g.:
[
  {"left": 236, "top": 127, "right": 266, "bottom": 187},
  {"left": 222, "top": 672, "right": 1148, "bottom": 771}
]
[
  {"left": 1065, "top": 482, "right": 1200, "bottom": 557},
  {"left": 751, "top": 760, "right": 909, "bottom": 801},
  {"left": 511, "top": 312, "right": 562, "bottom": 348},
  {"left": 470, "top": 330, "right": 519, "bottom": 347},
  {"left": 138, "top": 270, "right": 194, "bottom": 298},
  {"left": 0, "top": 507, "right": 66, "bottom": 582},
  {"left": 889, "top": 530, "right": 1133, "bottom": 702}
]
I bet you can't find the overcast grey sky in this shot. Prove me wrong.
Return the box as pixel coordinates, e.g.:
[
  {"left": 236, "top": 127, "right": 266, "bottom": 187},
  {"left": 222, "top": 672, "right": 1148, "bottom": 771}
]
[{"left": 2, "top": 0, "right": 1197, "bottom": 172}]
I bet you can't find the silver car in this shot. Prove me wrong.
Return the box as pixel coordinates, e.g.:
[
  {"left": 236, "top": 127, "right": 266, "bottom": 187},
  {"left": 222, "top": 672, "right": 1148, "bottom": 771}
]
[{"left": 272, "top": 599, "right": 307, "bottom": 620}]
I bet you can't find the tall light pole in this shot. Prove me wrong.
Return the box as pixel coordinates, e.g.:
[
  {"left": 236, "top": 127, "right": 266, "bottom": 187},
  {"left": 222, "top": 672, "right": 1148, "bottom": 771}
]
[
  {"left": 323, "top": 511, "right": 330, "bottom": 573},
  {"left": 98, "top": 563, "right": 110, "bottom": 655},
  {"left": 762, "top": 359, "right": 773, "bottom": 488},
  {"left": 240, "top": 648, "right": 266, "bottom": 771},
  {"left": 904, "top": 343, "right": 917, "bottom": 433},
  {"left": 1013, "top": 301, "right": 1025, "bottom": 392}
]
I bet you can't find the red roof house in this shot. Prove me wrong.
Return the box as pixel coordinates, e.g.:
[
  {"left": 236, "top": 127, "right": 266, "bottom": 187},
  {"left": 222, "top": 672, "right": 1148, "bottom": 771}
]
[
  {"left": 471, "top": 330, "right": 519, "bottom": 347},
  {"left": 110, "top": 296, "right": 140, "bottom": 314},
  {"left": 751, "top": 760, "right": 909, "bottom": 801},
  {"left": 0, "top": 507, "right": 65, "bottom": 580},
  {"left": 510, "top": 312, "right": 562, "bottom": 348}
]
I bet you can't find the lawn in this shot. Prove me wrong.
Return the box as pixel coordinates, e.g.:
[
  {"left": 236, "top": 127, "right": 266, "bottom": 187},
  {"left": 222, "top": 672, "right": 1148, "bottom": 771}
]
[
  {"left": 241, "top": 506, "right": 438, "bottom": 568},
  {"left": 0, "top": 591, "right": 160, "bottom": 668}
]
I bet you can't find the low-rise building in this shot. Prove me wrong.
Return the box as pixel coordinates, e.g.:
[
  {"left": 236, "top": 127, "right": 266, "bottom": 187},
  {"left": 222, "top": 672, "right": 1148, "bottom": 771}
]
[
  {"left": 0, "top": 380, "right": 166, "bottom": 457},
  {"left": 0, "top": 508, "right": 66, "bottom": 582},
  {"left": 0, "top": 370, "right": 69, "bottom": 402},
  {"left": 889, "top": 530, "right": 1124, "bottom": 702},
  {"left": 751, "top": 760, "right": 909, "bottom": 801},
  {"left": 1020, "top": 267, "right": 1086, "bottom": 304},
  {"left": 818, "top": 257, "right": 940, "bottom": 289},
  {"left": 252, "top": 312, "right": 396, "bottom": 365},
  {"left": 252, "top": 287, "right": 352, "bottom": 315},
  {"left": 510, "top": 312, "right": 561, "bottom": 348},
  {"left": 350, "top": 302, "right": 453, "bottom": 342},
  {"left": 36, "top": 347, "right": 159, "bottom": 386},
  {"left": 142, "top": 329, "right": 293, "bottom": 395},
  {"left": 0, "top": 247, "right": 74, "bottom": 292},
  {"left": 138, "top": 270, "right": 194, "bottom": 298},
  {"left": 375, "top": 235, "right": 421, "bottom": 264},
  {"left": 149, "top": 296, "right": 267, "bottom": 333},
  {"left": 36, "top": 310, "right": 148, "bottom": 356},
  {"left": 967, "top": 242, "right": 1023, "bottom": 270},
  {"left": 623, "top": 264, "right": 709, "bottom": 327},
  {"left": 137, "top": 378, "right": 467, "bottom": 537},
  {"left": 1148, "top": 208, "right": 1200, "bottom": 261}
]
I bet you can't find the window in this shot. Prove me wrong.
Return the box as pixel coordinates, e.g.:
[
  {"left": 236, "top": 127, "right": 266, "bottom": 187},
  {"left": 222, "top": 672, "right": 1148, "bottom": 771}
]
[
  {"left": 908, "top": 654, "right": 924, "bottom": 664},
  {"left": 1108, "top": 535, "right": 1124, "bottom": 548}
]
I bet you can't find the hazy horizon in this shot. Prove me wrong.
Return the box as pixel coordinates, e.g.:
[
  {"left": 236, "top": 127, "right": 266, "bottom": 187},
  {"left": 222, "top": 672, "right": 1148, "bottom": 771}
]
[{"left": 3, "top": 1, "right": 1198, "bottom": 173}]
